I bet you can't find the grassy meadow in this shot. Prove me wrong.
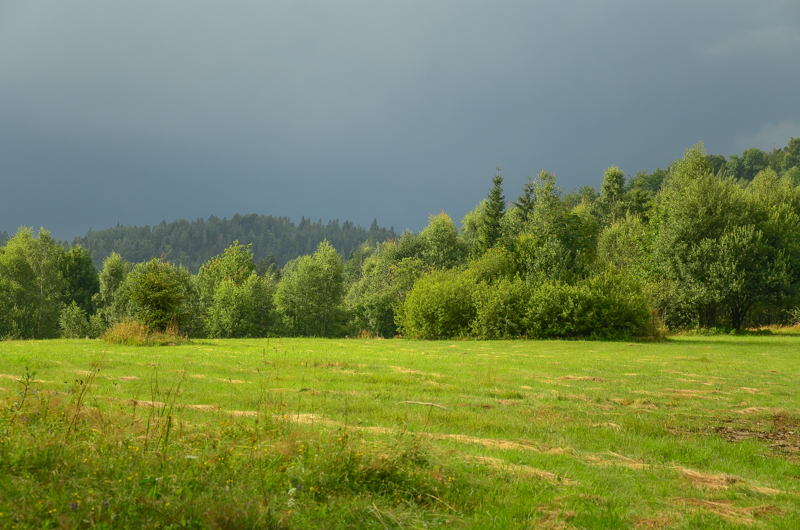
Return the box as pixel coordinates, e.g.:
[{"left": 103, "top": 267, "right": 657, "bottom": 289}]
[{"left": 1, "top": 335, "right": 800, "bottom": 529}]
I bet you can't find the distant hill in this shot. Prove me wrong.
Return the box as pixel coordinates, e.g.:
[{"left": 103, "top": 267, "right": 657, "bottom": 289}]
[{"left": 72, "top": 214, "right": 396, "bottom": 272}]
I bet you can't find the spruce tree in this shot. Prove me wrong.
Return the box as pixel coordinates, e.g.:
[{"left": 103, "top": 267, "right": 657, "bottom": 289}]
[
  {"left": 514, "top": 174, "right": 536, "bottom": 223},
  {"left": 476, "top": 167, "right": 506, "bottom": 255}
]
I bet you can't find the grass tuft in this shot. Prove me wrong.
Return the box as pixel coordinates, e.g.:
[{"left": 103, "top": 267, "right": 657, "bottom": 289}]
[{"left": 101, "top": 319, "right": 188, "bottom": 346}]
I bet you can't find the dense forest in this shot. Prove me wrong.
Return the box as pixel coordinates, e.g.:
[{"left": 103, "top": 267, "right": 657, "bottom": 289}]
[
  {"left": 71, "top": 214, "right": 396, "bottom": 272},
  {"left": 1, "top": 138, "right": 799, "bottom": 341}
]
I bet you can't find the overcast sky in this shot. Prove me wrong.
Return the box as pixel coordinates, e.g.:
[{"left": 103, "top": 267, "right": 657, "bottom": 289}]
[{"left": 2, "top": 1, "right": 799, "bottom": 240}]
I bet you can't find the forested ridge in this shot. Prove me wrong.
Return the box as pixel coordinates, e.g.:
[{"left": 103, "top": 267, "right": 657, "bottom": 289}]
[
  {"left": 71, "top": 214, "right": 396, "bottom": 272},
  {"left": 2, "top": 138, "right": 800, "bottom": 341}
]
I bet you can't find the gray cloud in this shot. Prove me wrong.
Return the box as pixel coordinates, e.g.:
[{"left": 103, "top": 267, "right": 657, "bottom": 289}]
[{"left": 1, "top": 1, "right": 799, "bottom": 239}]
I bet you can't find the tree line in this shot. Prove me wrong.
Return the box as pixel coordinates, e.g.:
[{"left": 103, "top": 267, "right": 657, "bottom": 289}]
[
  {"left": 71, "top": 213, "right": 396, "bottom": 272},
  {"left": 1, "top": 138, "right": 799, "bottom": 340}
]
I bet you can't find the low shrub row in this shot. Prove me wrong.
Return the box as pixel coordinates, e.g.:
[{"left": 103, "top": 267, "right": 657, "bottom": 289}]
[{"left": 398, "top": 267, "right": 654, "bottom": 340}]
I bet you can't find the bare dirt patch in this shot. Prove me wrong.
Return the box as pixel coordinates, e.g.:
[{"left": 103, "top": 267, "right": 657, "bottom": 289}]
[
  {"left": 716, "top": 415, "right": 800, "bottom": 458},
  {"left": 117, "top": 376, "right": 139, "bottom": 381}
]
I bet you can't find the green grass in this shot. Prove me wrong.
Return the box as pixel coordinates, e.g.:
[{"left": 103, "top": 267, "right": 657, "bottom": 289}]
[{"left": 2, "top": 335, "right": 800, "bottom": 528}]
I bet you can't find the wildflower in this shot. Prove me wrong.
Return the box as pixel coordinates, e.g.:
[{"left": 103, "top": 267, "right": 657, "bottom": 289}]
[{"left": 71, "top": 501, "right": 78, "bottom": 511}]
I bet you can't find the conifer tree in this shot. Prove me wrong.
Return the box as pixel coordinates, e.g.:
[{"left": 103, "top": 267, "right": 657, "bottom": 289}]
[{"left": 476, "top": 167, "right": 506, "bottom": 255}]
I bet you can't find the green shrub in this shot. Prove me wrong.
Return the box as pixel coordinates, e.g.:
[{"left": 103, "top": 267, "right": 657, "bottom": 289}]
[
  {"left": 397, "top": 268, "right": 475, "bottom": 339},
  {"left": 465, "top": 246, "right": 519, "bottom": 283},
  {"left": 118, "top": 259, "right": 189, "bottom": 331},
  {"left": 59, "top": 301, "right": 90, "bottom": 338},
  {"left": 346, "top": 256, "right": 427, "bottom": 338},
  {"left": 275, "top": 241, "right": 346, "bottom": 337},
  {"left": 471, "top": 277, "right": 531, "bottom": 339},
  {"left": 525, "top": 268, "right": 650, "bottom": 340},
  {"left": 205, "top": 274, "right": 275, "bottom": 338},
  {"left": 88, "top": 313, "right": 108, "bottom": 338},
  {"left": 787, "top": 306, "right": 800, "bottom": 325}
]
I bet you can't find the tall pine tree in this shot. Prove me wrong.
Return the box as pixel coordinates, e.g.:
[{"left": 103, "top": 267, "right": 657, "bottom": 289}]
[{"left": 476, "top": 167, "right": 506, "bottom": 255}]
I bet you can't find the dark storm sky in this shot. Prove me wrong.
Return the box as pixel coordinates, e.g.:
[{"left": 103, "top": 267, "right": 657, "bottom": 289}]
[{"left": 2, "top": 1, "right": 799, "bottom": 240}]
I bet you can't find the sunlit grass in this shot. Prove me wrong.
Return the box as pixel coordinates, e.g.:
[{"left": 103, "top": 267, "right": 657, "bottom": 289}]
[{"left": 1, "top": 336, "right": 800, "bottom": 528}]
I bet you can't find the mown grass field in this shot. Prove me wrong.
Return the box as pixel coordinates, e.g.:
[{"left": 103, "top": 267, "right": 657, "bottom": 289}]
[{"left": 1, "top": 335, "right": 800, "bottom": 529}]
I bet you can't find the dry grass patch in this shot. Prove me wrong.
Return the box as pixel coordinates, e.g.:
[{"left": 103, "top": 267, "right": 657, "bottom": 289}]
[
  {"left": 674, "top": 466, "right": 742, "bottom": 490},
  {"left": 749, "top": 485, "right": 786, "bottom": 496},
  {"left": 741, "top": 387, "right": 763, "bottom": 394},
  {"left": 467, "top": 456, "right": 573, "bottom": 485},
  {"left": 677, "top": 497, "right": 779, "bottom": 524},
  {"left": 585, "top": 451, "right": 648, "bottom": 469},
  {"left": 591, "top": 422, "right": 621, "bottom": 430},
  {"left": 632, "top": 514, "right": 675, "bottom": 529},
  {"left": 0, "top": 373, "right": 46, "bottom": 383},
  {"left": 737, "top": 407, "right": 769, "bottom": 414}
]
